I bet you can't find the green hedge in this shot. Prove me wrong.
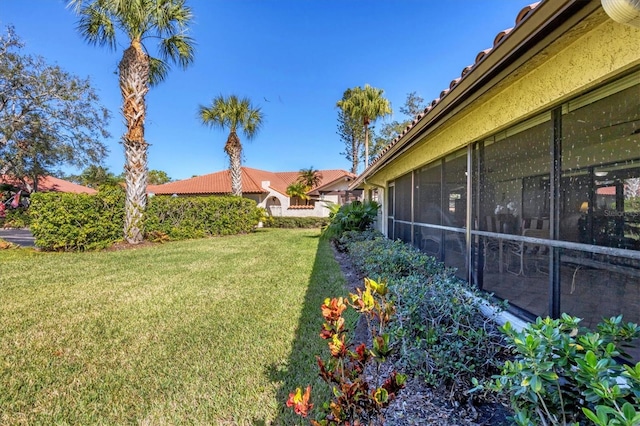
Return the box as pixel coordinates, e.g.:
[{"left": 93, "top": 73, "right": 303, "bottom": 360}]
[
  {"left": 1, "top": 207, "right": 31, "bottom": 228},
  {"left": 29, "top": 188, "right": 261, "bottom": 251},
  {"left": 30, "top": 185, "right": 124, "bottom": 251},
  {"left": 262, "top": 216, "right": 330, "bottom": 229},
  {"left": 145, "top": 195, "right": 260, "bottom": 239}
]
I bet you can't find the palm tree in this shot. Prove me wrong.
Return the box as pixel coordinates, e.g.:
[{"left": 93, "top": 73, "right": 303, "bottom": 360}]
[
  {"left": 69, "top": 0, "right": 195, "bottom": 244},
  {"left": 286, "top": 182, "right": 309, "bottom": 206},
  {"left": 199, "top": 95, "right": 264, "bottom": 196},
  {"left": 337, "top": 84, "right": 392, "bottom": 169},
  {"left": 297, "top": 167, "right": 322, "bottom": 189}
]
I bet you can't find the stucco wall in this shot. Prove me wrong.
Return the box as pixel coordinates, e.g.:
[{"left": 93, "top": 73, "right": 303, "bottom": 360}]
[{"left": 367, "top": 13, "right": 640, "bottom": 187}]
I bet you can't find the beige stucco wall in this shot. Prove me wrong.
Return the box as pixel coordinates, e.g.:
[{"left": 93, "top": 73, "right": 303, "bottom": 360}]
[{"left": 366, "top": 12, "right": 640, "bottom": 187}]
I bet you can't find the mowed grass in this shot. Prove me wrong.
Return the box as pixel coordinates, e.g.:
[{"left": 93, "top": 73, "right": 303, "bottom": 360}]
[{"left": 0, "top": 228, "right": 349, "bottom": 425}]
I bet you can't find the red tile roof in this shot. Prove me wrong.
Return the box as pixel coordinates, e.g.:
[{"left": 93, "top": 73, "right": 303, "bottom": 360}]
[
  {"left": 148, "top": 167, "right": 355, "bottom": 196},
  {"left": 1, "top": 175, "right": 97, "bottom": 194}
]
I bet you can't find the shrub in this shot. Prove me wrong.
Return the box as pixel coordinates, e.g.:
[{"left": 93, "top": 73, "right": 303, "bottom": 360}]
[
  {"left": 392, "top": 273, "right": 509, "bottom": 401},
  {"left": 342, "top": 233, "right": 510, "bottom": 404},
  {"left": 480, "top": 314, "right": 640, "bottom": 426},
  {"left": 287, "top": 278, "right": 406, "bottom": 425},
  {"left": 29, "top": 186, "right": 125, "bottom": 251},
  {"left": 145, "top": 195, "right": 260, "bottom": 239},
  {"left": 1, "top": 207, "right": 30, "bottom": 228},
  {"left": 322, "top": 201, "right": 379, "bottom": 240},
  {"left": 263, "top": 216, "right": 330, "bottom": 229},
  {"left": 345, "top": 236, "right": 442, "bottom": 281},
  {"left": 334, "top": 229, "right": 384, "bottom": 252}
]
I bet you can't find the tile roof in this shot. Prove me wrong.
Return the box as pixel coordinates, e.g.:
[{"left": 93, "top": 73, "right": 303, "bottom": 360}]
[
  {"left": 148, "top": 167, "right": 355, "bottom": 196},
  {"left": 365, "top": 1, "right": 542, "bottom": 171},
  {"left": 1, "top": 175, "right": 97, "bottom": 194}
]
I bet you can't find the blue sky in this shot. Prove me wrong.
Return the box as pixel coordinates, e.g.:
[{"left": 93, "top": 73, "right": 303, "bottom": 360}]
[{"left": 1, "top": 1, "right": 530, "bottom": 181}]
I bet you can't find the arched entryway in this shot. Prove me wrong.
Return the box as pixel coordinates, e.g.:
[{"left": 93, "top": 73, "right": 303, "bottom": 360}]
[{"left": 266, "top": 196, "right": 282, "bottom": 216}]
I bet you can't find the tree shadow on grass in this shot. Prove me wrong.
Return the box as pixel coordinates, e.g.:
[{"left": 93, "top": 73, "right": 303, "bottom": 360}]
[{"left": 264, "top": 236, "right": 356, "bottom": 426}]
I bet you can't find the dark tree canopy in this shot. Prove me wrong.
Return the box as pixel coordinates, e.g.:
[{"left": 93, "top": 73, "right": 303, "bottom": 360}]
[
  {"left": 0, "top": 26, "right": 110, "bottom": 192},
  {"left": 337, "top": 89, "right": 365, "bottom": 175},
  {"left": 65, "top": 165, "right": 122, "bottom": 188},
  {"left": 148, "top": 169, "right": 171, "bottom": 185}
]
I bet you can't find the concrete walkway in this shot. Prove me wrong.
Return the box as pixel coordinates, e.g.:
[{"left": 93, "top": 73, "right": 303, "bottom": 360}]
[{"left": 0, "top": 228, "right": 35, "bottom": 247}]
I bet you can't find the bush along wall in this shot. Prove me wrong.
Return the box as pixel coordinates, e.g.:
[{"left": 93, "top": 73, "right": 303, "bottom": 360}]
[
  {"left": 262, "top": 216, "right": 330, "bottom": 229},
  {"left": 337, "top": 230, "right": 510, "bottom": 406},
  {"left": 30, "top": 189, "right": 262, "bottom": 251},
  {"left": 145, "top": 195, "right": 261, "bottom": 240},
  {"left": 29, "top": 185, "right": 125, "bottom": 251}
]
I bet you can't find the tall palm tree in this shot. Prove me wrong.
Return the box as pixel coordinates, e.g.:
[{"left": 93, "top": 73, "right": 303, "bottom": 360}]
[
  {"left": 69, "top": 0, "right": 195, "bottom": 244},
  {"left": 337, "top": 84, "right": 392, "bottom": 169},
  {"left": 199, "top": 95, "right": 264, "bottom": 196},
  {"left": 297, "top": 167, "right": 322, "bottom": 190}
]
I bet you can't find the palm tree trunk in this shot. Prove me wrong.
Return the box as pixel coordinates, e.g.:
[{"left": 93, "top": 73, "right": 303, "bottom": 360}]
[
  {"left": 351, "top": 133, "right": 358, "bottom": 174},
  {"left": 363, "top": 116, "right": 371, "bottom": 169},
  {"left": 364, "top": 125, "right": 370, "bottom": 169},
  {"left": 119, "top": 40, "right": 149, "bottom": 244},
  {"left": 225, "top": 131, "right": 243, "bottom": 196}
]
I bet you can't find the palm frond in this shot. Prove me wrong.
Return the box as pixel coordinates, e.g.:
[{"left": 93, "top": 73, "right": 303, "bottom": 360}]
[
  {"left": 199, "top": 95, "right": 264, "bottom": 141},
  {"left": 72, "top": 2, "right": 117, "bottom": 49},
  {"left": 148, "top": 56, "right": 169, "bottom": 86},
  {"left": 159, "top": 34, "right": 195, "bottom": 69},
  {"left": 70, "top": 0, "right": 195, "bottom": 73}
]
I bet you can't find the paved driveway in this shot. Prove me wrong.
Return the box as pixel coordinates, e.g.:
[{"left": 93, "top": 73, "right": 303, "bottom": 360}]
[{"left": 0, "top": 228, "right": 35, "bottom": 247}]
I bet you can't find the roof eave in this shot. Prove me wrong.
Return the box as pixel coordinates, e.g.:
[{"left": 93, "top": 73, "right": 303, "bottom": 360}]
[{"left": 350, "top": 0, "right": 600, "bottom": 190}]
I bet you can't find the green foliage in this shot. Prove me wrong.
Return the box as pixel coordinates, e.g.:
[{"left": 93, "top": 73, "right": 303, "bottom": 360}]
[
  {"left": 29, "top": 186, "right": 125, "bottom": 251},
  {"left": 345, "top": 235, "right": 442, "bottom": 280},
  {"left": 337, "top": 84, "right": 392, "bottom": 168},
  {"left": 297, "top": 167, "right": 322, "bottom": 189},
  {"left": 336, "top": 88, "right": 365, "bottom": 174},
  {"left": 322, "top": 200, "right": 380, "bottom": 240},
  {"left": 0, "top": 26, "right": 110, "bottom": 183},
  {"left": 1, "top": 207, "right": 30, "bottom": 228},
  {"left": 263, "top": 216, "right": 330, "bottom": 229},
  {"left": 481, "top": 314, "right": 640, "bottom": 426},
  {"left": 287, "top": 278, "right": 405, "bottom": 425},
  {"left": 371, "top": 92, "right": 428, "bottom": 162},
  {"left": 145, "top": 195, "right": 260, "bottom": 239},
  {"left": 342, "top": 231, "right": 509, "bottom": 403},
  {"left": 286, "top": 181, "right": 310, "bottom": 205},
  {"left": 65, "top": 165, "right": 122, "bottom": 188},
  {"left": 30, "top": 189, "right": 261, "bottom": 250},
  {"left": 147, "top": 169, "right": 171, "bottom": 185}
]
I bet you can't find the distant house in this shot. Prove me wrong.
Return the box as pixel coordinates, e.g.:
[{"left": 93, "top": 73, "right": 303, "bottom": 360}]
[
  {"left": 351, "top": 0, "right": 640, "bottom": 334},
  {"left": 148, "top": 167, "right": 359, "bottom": 217},
  {"left": 1, "top": 175, "right": 97, "bottom": 195}
]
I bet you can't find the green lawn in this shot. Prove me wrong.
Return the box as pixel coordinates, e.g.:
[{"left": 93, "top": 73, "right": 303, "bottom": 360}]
[{"left": 0, "top": 228, "right": 350, "bottom": 425}]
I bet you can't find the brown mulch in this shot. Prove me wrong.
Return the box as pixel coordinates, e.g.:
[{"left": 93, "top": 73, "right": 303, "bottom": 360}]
[{"left": 331, "top": 245, "right": 513, "bottom": 426}]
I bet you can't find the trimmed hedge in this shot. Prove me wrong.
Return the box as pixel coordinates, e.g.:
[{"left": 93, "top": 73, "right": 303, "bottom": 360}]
[
  {"left": 145, "top": 195, "right": 260, "bottom": 239},
  {"left": 30, "top": 185, "right": 124, "bottom": 251},
  {"left": 29, "top": 188, "right": 261, "bottom": 251},
  {"left": 262, "top": 216, "right": 330, "bottom": 229}
]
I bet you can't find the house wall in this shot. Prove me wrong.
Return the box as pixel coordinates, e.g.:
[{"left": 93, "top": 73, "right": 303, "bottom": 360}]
[{"left": 362, "top": 7, "right": 640, "bottom": 353}]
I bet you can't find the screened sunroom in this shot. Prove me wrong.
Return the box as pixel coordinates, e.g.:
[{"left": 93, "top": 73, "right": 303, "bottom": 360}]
[{"left": 353, "top": 0, "right": 640, "bottom": 355}]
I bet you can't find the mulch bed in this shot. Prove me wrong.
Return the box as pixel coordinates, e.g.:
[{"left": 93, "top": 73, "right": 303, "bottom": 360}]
[{"left": 331, "top": 245, "right": 513, "bottom": 426}]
